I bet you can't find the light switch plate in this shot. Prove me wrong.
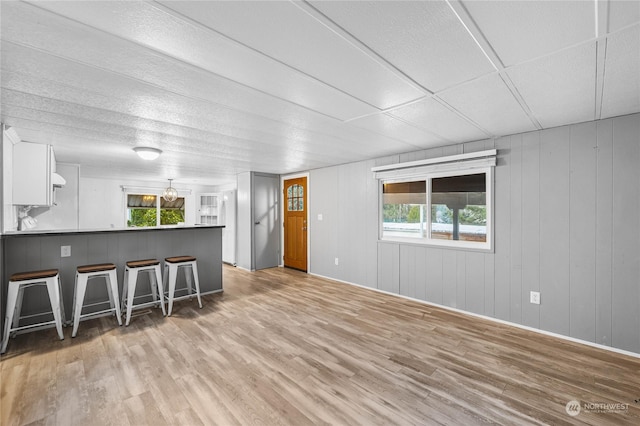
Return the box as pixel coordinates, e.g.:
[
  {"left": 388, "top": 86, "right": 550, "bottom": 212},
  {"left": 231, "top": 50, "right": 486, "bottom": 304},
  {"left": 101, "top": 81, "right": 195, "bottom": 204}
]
[{"left": 61, "top": 245, "right": 71, "bottom": 257}]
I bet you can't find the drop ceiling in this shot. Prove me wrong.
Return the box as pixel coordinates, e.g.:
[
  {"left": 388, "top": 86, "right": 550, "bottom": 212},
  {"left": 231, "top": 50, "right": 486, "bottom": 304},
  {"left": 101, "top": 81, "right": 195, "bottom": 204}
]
[{"left": 1, "top": 1, "right": 638, "bottom": 186}]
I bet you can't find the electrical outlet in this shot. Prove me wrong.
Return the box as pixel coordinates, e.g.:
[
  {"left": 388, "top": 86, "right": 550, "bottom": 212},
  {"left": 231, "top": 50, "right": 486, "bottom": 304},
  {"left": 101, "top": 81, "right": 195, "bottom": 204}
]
[
  {"left": 334, "top": 257, "right": 339, "bottom": 266},
  {"left": 530, "top": 291, "right": 540, "bottom": 305},
  {"left": 61, "top": 245, "right": 71, "bottom": 257}
]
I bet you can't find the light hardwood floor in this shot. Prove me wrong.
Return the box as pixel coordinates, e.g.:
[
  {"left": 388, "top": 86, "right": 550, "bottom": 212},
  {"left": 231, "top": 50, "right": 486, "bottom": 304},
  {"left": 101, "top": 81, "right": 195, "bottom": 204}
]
[{"left": 1, "top": 265, "right": 639, "bottom": 425}]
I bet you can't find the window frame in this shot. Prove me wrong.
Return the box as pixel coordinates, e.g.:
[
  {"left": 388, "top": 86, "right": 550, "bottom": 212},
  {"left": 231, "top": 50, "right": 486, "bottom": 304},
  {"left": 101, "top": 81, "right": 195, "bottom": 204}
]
[
  {"left": 125, "top": 192, "right": 186, "bottom": 228},
  {"left": 379, "top": 166, "right": 494, "bottom": 252}
]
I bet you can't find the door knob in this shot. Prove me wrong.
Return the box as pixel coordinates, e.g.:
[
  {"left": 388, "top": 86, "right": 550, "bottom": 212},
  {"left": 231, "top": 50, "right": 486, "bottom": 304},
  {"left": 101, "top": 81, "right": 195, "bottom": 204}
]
[{"left": 255, "top": 221, "right": 261, "bottom": 225}]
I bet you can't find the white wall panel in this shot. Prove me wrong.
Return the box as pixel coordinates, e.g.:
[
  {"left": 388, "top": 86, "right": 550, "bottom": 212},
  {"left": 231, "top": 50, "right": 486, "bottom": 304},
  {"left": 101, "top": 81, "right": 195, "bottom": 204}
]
[
  {"left": 509, "top": 135, "right": 523, "bottom": 324},
  {"left": 595, "top": 119, "right": 613, "bottom": 346},
  {"left": 569, "top": 122, "right": 598, "bottom": 342},
  {"left": 493, "top": 137, "right": 511, "bottom": 321},
  {"left": 611, "top": 114, "right": 640, "bottom": 352},
  {"left": 309, "top": 166, "right": 339, "bottom": 278},
  {"left": 539, "top": 126, "right": 571, "bottom": 336},
  {"left": 520, "top": 132, "right": 541, "bottom": 329}
]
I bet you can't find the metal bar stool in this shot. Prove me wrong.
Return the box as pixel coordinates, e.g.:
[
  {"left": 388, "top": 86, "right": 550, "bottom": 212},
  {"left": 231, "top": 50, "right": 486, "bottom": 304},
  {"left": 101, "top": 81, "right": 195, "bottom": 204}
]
[
  {"left": 121, "top": 259, "right": 166, "bottom": 326},
  {"left": 72, "top": 263, "right": 122, "bottom": 337},
  {"left": 2, "top": 269, "right": 65, "bottom": 354},
  {"left": 163, "top": 256, "right": 202, "bottom": 316}
]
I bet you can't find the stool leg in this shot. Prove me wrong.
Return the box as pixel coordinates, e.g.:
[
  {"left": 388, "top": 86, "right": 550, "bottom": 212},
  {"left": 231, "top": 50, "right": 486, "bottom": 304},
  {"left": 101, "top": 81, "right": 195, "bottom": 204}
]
[
  {"left": 191, "top": 262, "right": 203, "bottom": 309},
  {"left": 125, "top": 268, "right": 138, "bottom": 327},
  {"left": 1, "top": 283, "right": 20, "bottom": 354},
  {"left": 184, "top": 265, "right": 193, "bottom": 297},
  {"left": 72, "top": 272, "right": 89, "bottom": 337},
  {"left": 121, "top": 268, "right": 128, "bottom": 311},
  {"left": 45, "top": 277, "right": 65, "bottom": 341},
  {"left": 12, "top": 286, "right": 26, "bottom": 333},
  {"left": 154, "top": 265, "right": 166, "bottom": 316},
  {"left": 106, "top": 270, "right": 122, "bottom": 326},
  {"left": 167, "top": 264, "right": 178, "bottom": 316},
  {"left": 57, "top": 275, "right": 67, "bottom": 326}
]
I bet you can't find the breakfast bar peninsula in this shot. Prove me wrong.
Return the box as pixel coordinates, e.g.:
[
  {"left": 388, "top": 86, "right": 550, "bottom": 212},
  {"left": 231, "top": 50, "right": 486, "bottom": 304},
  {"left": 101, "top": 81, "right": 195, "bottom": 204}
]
[{"left": 1, "top": 225, "right": 224, "bottom": 321}]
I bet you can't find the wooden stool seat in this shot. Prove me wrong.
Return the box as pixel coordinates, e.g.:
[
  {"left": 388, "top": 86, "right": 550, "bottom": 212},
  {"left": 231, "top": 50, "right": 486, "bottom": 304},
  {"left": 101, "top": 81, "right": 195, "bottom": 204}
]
[
  {"left": 165, "top": 256, "right": 196, "bottom": 263},
  {"left": 10, "top": 269, "right": 59, "bottom": 282},
  {"left": 77, "top": 263, "right": 116, "bottom": 274},
  {"left": 126, "top": 259, "right": 160, "bottom": 268},
  {"left": 72, "top": 263, "right": 121, "bottom": 337}
]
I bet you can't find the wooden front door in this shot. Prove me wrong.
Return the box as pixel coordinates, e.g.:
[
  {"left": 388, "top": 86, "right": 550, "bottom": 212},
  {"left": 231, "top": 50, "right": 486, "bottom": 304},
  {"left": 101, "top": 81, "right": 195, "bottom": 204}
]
[{"left": 283, "top": 177, "right": 307, "bottom": 271}]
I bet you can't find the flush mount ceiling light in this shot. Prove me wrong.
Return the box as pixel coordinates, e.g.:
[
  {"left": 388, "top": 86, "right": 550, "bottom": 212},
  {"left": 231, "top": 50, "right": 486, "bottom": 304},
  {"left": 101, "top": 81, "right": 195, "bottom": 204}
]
[
  {"left": 162, "top": 179, "right": 178, "bottom": 202},
  {"left": 133, "top": 146, "right": 162, "bottom": 160}
]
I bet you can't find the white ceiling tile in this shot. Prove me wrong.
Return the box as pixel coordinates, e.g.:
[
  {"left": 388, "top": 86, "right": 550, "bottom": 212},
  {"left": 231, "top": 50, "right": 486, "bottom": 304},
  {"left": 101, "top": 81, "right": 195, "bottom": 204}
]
[
  {"left": 463, "top": 0, "right": 595, "bottom": 66},
  {"left": 601, "top": 25, "right": 640, "bottom": 119},
  {"left": 389, "top": 98, "right": 487, "bottom": 142},
  {"left": 506, "top": 42, "right": 596, "bottom": 128},
  {"left": 437, "top": 73, "right": 537, "bottom": 136},
  {"left": 157, "top": 0, "right": 425, "bottom": 109},
  {"left": 309, "top": 0, "right": 494, "bottom": 92},
  {"left": 348, "top": 113, "right": 446, "bottom": 150},
  {"left": 10, "top": 1, "right": 376, "bottom": 120},
  {"left": 608, "top": 0, "right": 640, "bottom": 32}
]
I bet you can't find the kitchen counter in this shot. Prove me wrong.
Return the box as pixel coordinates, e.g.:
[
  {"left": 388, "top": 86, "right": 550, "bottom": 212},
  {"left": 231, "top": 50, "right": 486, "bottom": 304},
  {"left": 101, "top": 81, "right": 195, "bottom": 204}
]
[
  {"left": 2, "top": 224, "right": 224, "bottom": 237},
  {"left": 1, "top": 225, "right": 224, "bottom": 326}
]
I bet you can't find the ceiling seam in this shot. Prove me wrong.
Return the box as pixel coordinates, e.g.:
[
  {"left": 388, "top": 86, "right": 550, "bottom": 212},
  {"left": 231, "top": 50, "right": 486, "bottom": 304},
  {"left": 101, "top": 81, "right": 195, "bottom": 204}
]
[
  {"left": 295, "top": 0, "right": 434, "bottom": 96},
  {"left": 447, "top": 0, "right": 542, "bottom": 132},
  {"left": 594, "top": 0, "right": 610, "bottom": 121},
  {"left": 432, "top": 96, "right": 493, "bottom": 139}
]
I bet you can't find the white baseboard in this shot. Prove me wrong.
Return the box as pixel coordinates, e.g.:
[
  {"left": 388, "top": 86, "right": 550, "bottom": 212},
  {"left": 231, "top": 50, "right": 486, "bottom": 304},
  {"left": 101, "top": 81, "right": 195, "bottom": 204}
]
[{"left": 308, "top": 272, "right": 640, "bottom": 359}]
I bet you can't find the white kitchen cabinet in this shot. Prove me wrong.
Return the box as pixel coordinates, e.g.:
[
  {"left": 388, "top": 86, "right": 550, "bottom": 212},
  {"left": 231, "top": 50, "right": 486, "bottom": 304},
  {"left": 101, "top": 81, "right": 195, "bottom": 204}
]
[
  {"left": 197, "top": 193, "right": 219, "bottom": 225},
  {"left": 13, "top": 142, "right": 57, "bottom": 206}
]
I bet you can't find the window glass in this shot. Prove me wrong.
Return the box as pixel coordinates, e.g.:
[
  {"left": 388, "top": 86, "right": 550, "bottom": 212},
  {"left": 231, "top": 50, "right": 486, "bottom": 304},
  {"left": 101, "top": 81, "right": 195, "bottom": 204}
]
[
  {"left": 382, "top": 181, "right": 427, "bottom": 239},
  {"left": 160, "top": 197, "right": 185, "bottom": 225},
  {"left": 431, "top": 174, "right": 486, "bottom": 242},
  {"left": 287, "top": 184, "right": 304, "bottom": 211},
  {"left": 126, "top": 194, "right": 184, "bottom": 227}
]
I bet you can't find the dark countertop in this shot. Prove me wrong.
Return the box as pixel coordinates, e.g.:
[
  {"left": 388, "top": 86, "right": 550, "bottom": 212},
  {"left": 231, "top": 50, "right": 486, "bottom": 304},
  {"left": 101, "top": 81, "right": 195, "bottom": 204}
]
[{"left": 2, "top": 224, "right": 225, "bottom": 238}]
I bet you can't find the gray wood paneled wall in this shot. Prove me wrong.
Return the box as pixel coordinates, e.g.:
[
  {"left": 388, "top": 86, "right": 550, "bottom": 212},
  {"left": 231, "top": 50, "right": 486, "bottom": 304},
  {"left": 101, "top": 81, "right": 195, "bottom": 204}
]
[{"left": 309, "top": 113, "right": 640, "bottom": 354}]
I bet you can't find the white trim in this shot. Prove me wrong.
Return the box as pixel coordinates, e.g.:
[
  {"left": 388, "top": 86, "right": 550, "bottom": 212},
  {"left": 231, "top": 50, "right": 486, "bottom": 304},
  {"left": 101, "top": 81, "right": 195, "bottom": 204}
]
[
  {"left": 374, "top": 157, "right": 495, "bottom": 181},
  {"left": 280, "top": 172, "right": 310, "bottom": 271},
  {"left": 308, "top": 272, "right": 640, "bottom": 359},
  {"left": 120, "top": 185, "right": 192, "bottom": 196},
  {"left": 371, "top": 149, "right": 497, "bottom": 173}
]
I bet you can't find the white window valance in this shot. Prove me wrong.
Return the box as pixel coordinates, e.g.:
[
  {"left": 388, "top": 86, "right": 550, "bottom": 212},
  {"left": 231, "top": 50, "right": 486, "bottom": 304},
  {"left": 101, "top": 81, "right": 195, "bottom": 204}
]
[{"left": 372, "top": 149, "right": 497, "bottom": 181}]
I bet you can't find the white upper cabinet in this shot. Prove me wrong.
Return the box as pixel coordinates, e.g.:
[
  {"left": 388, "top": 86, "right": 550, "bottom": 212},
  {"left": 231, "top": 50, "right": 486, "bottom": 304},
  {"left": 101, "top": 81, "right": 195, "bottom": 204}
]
[{"left": 13, "top": 142, "right": 57, "bottom": 206}]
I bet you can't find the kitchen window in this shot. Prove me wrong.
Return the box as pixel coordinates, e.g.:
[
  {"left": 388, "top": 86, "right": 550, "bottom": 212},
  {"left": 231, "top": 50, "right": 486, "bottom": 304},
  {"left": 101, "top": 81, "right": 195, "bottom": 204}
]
[{"left": 126, "top": 194, "right": 185, "bottom": 227}]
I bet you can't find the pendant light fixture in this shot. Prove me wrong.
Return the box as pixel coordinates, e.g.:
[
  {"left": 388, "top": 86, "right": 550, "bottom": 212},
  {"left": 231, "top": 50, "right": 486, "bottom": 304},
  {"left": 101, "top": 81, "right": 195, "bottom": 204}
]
[{"left": 162, "top": 179, "right": 178, "bottom": 202}]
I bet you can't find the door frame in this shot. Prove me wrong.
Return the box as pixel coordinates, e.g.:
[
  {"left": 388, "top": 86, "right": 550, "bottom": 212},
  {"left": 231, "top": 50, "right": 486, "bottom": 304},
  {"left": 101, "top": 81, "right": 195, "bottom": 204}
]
[{"left": 280, "top": 172, "right": 310, "bottom": 272}]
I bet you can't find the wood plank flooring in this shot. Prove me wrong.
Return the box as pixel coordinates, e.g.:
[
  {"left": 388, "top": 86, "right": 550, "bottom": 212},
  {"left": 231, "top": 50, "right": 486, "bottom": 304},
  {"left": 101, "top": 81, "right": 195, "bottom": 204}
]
[{"left": 1, "top": 265, "right": 640, "bottom": 425}]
